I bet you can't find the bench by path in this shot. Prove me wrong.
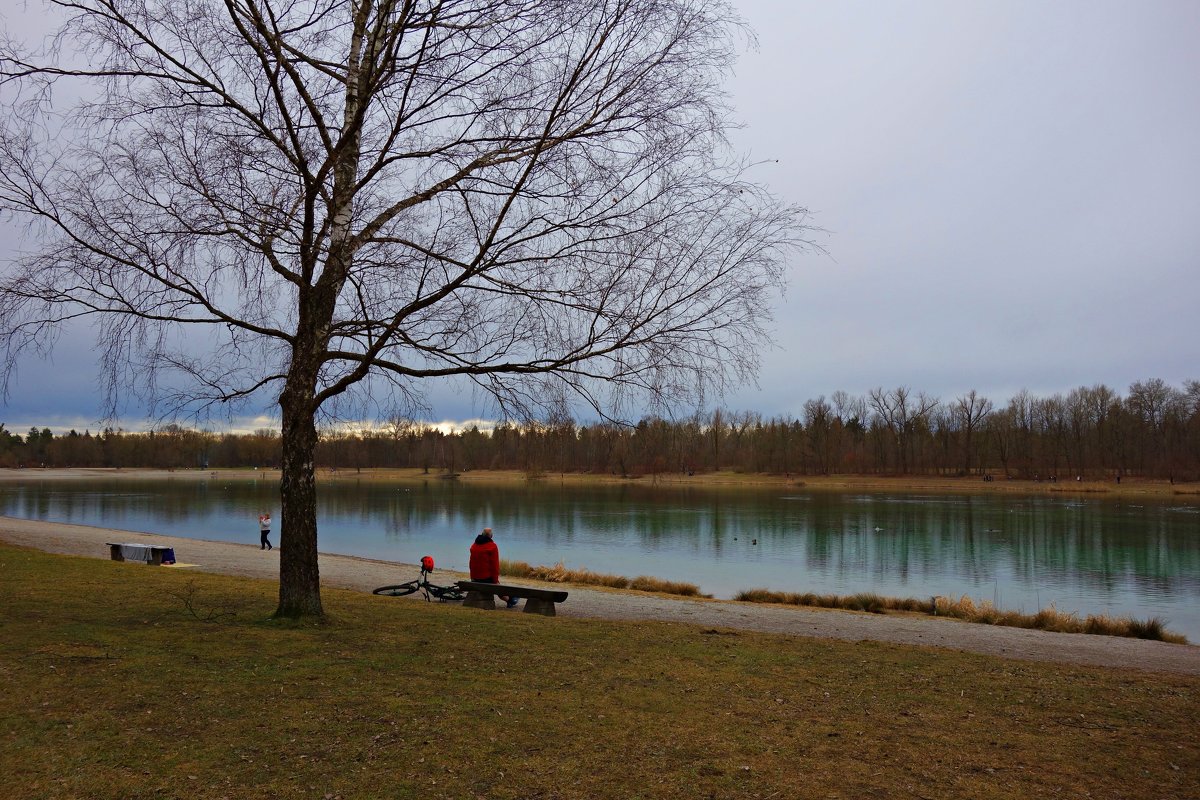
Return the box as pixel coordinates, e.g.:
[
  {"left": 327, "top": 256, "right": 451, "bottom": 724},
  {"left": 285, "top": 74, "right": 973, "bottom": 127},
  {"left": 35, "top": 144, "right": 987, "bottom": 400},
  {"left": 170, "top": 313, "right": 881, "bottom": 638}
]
[
  {"left": 106, "top": 542, "right": 176, "bottom": 565},
  {"left": 456, "top": 580, "right": 568, "bottom": 616}
]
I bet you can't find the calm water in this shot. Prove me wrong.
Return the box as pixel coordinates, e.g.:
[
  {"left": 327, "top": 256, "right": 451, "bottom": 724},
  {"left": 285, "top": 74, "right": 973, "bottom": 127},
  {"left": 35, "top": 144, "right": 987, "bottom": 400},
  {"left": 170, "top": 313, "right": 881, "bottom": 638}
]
[{"left": 3, "top": 477, "right": 1199, "bottom": 639}]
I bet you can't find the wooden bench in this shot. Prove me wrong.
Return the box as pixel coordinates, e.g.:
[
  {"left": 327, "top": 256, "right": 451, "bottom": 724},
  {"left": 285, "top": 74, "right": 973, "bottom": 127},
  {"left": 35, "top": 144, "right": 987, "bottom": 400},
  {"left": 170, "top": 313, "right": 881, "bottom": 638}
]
[
  {"left": 455, "top": 581, "right": 568, "bottom": 616},
  {"left": 106, "top": 542, "right": 175, "bottom": 565}
]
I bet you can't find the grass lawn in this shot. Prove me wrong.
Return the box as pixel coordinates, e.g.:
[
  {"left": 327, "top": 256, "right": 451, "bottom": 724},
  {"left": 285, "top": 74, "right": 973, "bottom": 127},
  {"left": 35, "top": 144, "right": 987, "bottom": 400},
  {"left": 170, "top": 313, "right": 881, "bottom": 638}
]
[{"left": 1, "top": 544, "right": 1196, "bottom": 799}]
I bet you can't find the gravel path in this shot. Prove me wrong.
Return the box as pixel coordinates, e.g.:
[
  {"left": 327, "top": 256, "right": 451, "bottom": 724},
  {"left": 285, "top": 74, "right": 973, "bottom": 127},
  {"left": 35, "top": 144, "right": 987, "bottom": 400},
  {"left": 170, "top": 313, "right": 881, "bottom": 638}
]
[{"left": 4, "top": 515, "right": 1198, "bottom": 676}]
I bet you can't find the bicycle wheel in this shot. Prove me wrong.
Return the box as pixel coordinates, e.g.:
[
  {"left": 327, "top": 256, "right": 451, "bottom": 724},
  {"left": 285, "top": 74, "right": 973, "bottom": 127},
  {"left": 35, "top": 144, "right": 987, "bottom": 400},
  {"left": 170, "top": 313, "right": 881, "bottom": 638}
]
[
  {"left": 427, "top": 584, "right": 466, "bottom": 602},
  {"left": 373, "top": 582, "right": 421, "bottom": 597}
]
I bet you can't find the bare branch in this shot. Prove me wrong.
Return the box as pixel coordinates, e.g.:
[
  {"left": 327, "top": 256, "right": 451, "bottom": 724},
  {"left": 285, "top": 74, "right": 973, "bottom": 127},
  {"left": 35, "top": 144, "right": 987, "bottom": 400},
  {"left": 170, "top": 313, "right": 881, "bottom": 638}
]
[{"left": 1, "top": 0, "right": 814, "bottom": 617}]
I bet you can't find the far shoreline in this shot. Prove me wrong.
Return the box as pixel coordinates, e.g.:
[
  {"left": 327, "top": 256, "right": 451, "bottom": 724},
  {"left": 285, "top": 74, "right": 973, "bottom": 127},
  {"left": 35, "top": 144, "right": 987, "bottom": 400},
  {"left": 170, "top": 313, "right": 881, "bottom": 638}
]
[{"left": 0, "top": 466, "right": 1194, "bottom": 500}]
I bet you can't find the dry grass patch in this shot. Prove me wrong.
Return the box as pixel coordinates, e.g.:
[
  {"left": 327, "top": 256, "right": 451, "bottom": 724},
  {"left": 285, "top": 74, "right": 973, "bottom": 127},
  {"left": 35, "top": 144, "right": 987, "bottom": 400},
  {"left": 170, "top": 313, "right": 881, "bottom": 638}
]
[
  {"left": 736, "top": 588, "right": 929, "bottom": 614},
  {"left": 500, "top": 558, "right": 705, "bottom": 596},
  {"left": 736, "top": 588, "right": 1188, "bottom": 643},
  {"left": 933, "top": 594, "right": 1188, "bottom": 643},
  {"left": 2, "top": 545, "right": 1197, "bottom": 800}
]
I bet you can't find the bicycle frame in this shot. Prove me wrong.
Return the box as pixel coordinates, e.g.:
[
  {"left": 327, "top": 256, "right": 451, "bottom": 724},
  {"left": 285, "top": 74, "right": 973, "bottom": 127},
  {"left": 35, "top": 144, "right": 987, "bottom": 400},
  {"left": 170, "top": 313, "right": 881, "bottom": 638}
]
[{"left": 373, "top": 567, "right": 465, "bottom": 602}]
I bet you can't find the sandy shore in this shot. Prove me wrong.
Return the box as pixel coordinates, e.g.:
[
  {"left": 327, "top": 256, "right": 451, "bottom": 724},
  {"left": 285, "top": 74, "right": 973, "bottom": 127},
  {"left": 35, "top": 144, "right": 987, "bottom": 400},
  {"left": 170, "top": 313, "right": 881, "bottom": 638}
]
[{"left": 3, "top": 514, "right": 1197, "bottom": 676}]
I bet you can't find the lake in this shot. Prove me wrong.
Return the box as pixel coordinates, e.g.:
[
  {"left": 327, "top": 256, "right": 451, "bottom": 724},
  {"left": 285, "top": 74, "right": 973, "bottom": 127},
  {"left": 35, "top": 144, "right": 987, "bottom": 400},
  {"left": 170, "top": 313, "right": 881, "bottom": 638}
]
[{"left": 3, "top": 476, "right": 1198, "bottom": 639}]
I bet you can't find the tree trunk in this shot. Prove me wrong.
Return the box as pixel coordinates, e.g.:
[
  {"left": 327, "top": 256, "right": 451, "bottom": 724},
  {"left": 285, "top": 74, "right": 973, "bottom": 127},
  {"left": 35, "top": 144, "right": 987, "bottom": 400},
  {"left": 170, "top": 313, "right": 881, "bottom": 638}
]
[
  {"left": 276, "top": 388, "right": 323, "bottom": 618},
  {"left": 271, "top": 19, "right": 364, "bottom": 618},
  {"left": 963, "top": 427, "right": 973, "bottom": 475},
  {"left": 273, "top": 254, "right": 345, "bottom": 619}
]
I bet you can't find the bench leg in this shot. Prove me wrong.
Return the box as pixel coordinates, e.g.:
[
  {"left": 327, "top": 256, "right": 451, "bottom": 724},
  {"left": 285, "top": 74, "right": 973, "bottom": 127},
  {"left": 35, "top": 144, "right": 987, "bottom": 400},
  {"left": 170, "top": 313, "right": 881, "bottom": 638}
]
[
  {"left": 522, "top": 597, "right": 556, "bottom": 617},
  {"left": 463, "top": 590, "right": 496, "bottom": 610}
]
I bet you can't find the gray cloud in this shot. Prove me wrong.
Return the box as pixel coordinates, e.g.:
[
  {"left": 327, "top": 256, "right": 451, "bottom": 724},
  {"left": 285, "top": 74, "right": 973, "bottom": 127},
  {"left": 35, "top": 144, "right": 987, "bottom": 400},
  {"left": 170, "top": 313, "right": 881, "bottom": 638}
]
[
  {"left": 725, "top": 0, "right": 1199, "bottom": 410},
  {"left": 2, "top": 0, "right": 1197, "bottom": 431}
]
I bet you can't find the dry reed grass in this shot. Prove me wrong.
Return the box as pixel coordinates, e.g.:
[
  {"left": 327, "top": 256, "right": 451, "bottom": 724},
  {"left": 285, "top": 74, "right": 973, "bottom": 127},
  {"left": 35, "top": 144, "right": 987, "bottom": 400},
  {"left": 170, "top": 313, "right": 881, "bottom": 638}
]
[
  {"left": 500, "top": 558, "right": 705, "bottom": 596},
  {"left": 735, "top": 589, "right": 1187, "bottom": 643}
]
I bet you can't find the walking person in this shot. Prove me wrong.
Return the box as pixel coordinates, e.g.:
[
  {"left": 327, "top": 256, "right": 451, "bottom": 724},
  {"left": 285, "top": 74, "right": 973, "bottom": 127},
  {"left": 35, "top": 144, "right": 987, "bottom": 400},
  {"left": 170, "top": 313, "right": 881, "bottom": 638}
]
[
  {"left": 259, "top": 511, "right": 272, "bottom": 551},
  {"left": 469, "top": 527, "right": 518, "bottom": 608}
]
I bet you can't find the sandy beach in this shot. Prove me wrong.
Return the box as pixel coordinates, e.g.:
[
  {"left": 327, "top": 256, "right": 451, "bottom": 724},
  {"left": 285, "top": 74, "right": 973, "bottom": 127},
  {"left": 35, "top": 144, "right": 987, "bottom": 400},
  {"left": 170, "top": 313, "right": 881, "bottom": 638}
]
[{"left": 3, "top": 511, "right": 1198, "bottom": 676}]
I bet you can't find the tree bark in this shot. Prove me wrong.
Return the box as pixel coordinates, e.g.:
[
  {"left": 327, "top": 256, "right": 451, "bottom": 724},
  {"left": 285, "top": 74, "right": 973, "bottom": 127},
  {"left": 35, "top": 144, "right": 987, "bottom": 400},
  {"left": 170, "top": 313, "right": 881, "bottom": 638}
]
[
  {"left": 275, "top": 291, "right": 337, "bottom": 617},
  {"left": 277, "top": 379, "right": 323, "bottom": 618}
]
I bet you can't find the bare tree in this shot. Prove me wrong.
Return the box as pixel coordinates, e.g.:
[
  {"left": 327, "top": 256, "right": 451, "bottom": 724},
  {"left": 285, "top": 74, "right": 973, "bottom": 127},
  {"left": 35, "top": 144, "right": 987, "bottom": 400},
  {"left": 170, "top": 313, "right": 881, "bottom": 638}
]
[
  {"left": 1035, "top": 393, "right": 1067, "bottom": 477},
  {"left": 1006, "top": 389, "right": 1036, "bottom": 477},
  {"left": 951, "top": 389, "right": 992, "bottom": 476},
  {"left": 1185, "top": 380, "right": 1200, "bottom": 417},
  {"left": 985, "top": 406, "right": 1013, "bottom": 477},
  {"left": 1083, "top": 384, "right": 1118, "bottom": 476},
  {"left": 0, "top": 0, "right": 808, "bottom": 617},
  {"left": 1127, "top": 378, "right": 1174, "bottom": 474},
  {"left": 831, "top": 389, "right": 866, "bottom": 469},
  {"left": 802, "top": 395, "right": 832, "bottom": 474},
  {"left": 867, "top": 386, "right": 938, "bottom": 474}
]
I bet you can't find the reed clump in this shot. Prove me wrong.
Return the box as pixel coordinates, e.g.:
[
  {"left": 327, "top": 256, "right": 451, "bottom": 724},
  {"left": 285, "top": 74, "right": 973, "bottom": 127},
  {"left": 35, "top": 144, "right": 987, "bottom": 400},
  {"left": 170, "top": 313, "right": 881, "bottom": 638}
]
[
  {"left": 735, "top": 589, "right": 927, "bottom": 614},
  {"left": 500, "top": 559, "right": 705, "bottom": 597},
  {"left": 628, "top": 575, "right": 706, "bottom": 596},
  {"left": 735, "top": 589, "right": 1187, "bottom": 644}
]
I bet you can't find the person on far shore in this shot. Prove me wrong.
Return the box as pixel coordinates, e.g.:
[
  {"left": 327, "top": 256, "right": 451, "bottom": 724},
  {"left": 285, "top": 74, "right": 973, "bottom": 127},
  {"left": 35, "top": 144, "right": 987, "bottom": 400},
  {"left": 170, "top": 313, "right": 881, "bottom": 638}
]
[
  {"left": 259, "top": 512, "right": 272, "bottom": 551},
  {"left": 470, "top": 527, "right": 517, "bottom": 608}
]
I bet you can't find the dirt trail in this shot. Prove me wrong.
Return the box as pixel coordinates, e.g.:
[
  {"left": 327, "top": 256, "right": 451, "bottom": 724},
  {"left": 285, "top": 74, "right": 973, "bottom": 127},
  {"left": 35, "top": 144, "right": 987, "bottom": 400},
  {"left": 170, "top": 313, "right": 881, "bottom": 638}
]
[{"left": 3, "top": 515, "right": 1197, "bottom": 675}]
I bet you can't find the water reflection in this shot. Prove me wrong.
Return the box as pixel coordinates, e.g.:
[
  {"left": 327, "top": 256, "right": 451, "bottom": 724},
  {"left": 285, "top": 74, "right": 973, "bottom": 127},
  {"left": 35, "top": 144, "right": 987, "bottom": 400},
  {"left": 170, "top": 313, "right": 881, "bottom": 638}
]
[{"left": 2, "top": 477, "right": 1198, "bottom": 638}]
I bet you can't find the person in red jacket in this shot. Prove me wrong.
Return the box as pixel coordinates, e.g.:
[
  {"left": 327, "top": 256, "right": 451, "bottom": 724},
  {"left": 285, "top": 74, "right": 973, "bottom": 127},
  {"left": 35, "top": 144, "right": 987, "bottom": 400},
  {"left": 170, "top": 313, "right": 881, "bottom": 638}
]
[{"left": 469, "top": 527, "right": 518, "bottom": 608}]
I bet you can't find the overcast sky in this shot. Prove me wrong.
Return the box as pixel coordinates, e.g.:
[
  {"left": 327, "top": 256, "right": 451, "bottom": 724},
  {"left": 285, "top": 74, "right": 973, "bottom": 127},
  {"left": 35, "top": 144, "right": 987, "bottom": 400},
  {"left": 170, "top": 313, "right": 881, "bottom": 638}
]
[{"left": 2, "top": 0, "right": 1198, "bottom": 433}]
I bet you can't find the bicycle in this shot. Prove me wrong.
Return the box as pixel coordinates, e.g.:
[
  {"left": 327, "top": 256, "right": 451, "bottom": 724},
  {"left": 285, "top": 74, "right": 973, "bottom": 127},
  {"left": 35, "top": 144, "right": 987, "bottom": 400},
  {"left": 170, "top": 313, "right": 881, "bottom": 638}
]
[{"left": 373, "top": 556, "right": 466, "bottom": 603}]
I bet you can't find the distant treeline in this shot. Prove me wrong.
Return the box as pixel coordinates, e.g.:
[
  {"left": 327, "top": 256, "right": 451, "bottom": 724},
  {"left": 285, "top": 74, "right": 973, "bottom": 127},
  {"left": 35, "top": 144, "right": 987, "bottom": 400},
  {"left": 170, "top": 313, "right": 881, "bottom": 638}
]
[{"left": 5, "top": 379, "right": 1199, "bottom": 480}]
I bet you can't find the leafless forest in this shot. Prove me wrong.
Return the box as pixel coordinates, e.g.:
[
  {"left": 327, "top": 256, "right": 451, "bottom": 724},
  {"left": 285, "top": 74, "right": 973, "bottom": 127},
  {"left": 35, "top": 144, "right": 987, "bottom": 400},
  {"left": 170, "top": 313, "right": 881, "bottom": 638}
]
[{"left": 8, "top": 379, "right": 1199, "bottom": 480}]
